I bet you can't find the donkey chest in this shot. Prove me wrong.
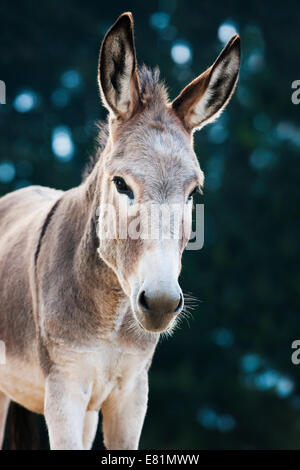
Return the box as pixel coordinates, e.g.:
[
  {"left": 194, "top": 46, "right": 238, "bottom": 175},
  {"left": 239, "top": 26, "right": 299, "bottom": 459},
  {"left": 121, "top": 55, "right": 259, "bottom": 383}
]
[{"left": 57, "top": 341, "right": 152, "bottom": 411}]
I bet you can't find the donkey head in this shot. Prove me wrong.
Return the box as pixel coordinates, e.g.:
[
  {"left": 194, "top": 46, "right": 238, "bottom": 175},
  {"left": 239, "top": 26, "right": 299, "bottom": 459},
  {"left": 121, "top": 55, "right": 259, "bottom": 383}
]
[{"left": 96, "top": 12, "right": 240, "bottom": 333}]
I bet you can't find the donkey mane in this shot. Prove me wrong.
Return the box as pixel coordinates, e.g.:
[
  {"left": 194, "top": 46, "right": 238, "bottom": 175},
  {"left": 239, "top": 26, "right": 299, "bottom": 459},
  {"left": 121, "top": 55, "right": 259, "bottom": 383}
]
[
  {"left": 82, "top": 65, "right": 169, "bottom": 180},
  {"left": 138, "top": 64, "right": 169, "bottom": 106}
]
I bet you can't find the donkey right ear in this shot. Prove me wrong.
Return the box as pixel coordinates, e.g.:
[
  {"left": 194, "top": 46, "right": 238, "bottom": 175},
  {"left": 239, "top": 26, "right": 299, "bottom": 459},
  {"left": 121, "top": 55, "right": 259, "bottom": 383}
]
[
  {"left": 172, "top": 35, "right": 241, "bottom": 132},
  {"left": 98, "top": 12, "right": 141, "bottom": 120}
]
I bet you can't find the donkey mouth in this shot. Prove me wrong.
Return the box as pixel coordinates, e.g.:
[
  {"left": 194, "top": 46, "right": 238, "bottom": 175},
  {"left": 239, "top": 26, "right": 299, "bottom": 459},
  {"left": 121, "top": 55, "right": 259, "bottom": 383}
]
[
  {"left": 134, "top": 308, "right": 181, "bottom": 333},
  {"left": 136, "top": 315, "right": 176, "bottom": 333}
]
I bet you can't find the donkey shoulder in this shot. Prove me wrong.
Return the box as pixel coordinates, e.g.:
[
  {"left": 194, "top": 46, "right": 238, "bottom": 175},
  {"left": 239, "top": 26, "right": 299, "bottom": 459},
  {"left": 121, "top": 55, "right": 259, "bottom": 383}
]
[
  {"left": 0, "top": 185, "right": 63, "bottom": 232},
  {"left": 0, "top": 184, "right": 62, "bottom": 214}
]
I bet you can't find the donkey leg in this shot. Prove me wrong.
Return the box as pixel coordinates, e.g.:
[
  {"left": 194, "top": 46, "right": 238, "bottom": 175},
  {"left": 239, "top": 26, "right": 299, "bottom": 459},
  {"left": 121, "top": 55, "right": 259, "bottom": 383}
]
[
  {"left": 0, "top": 391, "right": 10, "bottom": 449},
  {"left": 83, "top": 410, "right": 99, "bottom": 450},
  {"left": 101, "top": 371, "right": 148, "bottom": 450},
  {"left": 44, "top": 373, "right": 91, "bottom": 450}
]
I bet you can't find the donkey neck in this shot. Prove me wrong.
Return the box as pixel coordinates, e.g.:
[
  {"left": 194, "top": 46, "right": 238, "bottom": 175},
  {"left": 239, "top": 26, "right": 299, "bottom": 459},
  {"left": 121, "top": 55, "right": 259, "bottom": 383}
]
[{"left": 37, "top": 162, "right": 127, "bottom": 340}]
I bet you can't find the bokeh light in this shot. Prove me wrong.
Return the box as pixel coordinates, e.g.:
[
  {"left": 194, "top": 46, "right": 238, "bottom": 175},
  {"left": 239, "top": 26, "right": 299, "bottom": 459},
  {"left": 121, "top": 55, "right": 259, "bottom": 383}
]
[
  {"left": 275, "top": 121, "right": 300, "bottom": 147},
  {"left": 241, "top": 354, "right": 262, "bottom": 373},
  {"left": 249, "top": 148, "right": 278, "bottom": 170},
  {"left": 51, "top": 89, "right": 70, "bottom": 108},
  {"left": 212, "top": 328, "right": 234, "bottom": 348},
  {"left": 218, "top": 21, "right": 238, "bottom": 44},
  {"left": 171, "top": 41, "right": 192, "bottom": 65},
  {"left": 13, "top": 90, "right": 38, "bottom": 113},
  {"left": 51, "top": 126, "right": 75, "bottom": 161},
  {"left": 208, "top": 122, "right": 228, "bottom": 144},
  {"left": 149, "top": 12, "right": 170, "bottom": 30},
  {"left": 0, "top": 161, "right": 16, "bottom": 183},
  {"left": 61, "top": 70, "right": 82, "bottom": 89},
  {"left": 197, "top": 408, "right": 236, "bottom": 432}
]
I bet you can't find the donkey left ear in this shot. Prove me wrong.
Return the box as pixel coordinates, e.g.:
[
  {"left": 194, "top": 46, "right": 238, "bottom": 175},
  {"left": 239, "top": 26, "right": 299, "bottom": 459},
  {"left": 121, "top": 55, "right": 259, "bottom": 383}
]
[
  {"left": 172, "top": 35, "right": 241, "bottom": 132},
  {"left": 98, "top": 12, "right": 141, "bottom": 119}
]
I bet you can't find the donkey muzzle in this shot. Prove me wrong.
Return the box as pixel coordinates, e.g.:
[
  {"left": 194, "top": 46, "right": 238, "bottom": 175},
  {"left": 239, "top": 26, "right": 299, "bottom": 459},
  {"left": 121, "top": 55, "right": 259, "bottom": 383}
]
[{"left": 135, "top": 287, "right": 183, "bottom": 332}]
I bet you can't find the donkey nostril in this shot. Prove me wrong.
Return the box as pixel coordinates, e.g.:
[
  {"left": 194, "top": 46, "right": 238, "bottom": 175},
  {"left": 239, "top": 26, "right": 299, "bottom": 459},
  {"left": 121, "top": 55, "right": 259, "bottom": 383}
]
[
  {"left": 174, "top": 294, "right": 183, "bottom": 312},
  {"left": 138, "top": 291, "right": 149, "bottom": 311},
  {"left": 138, "top": 290, "right": 183, "bottom": 314}
]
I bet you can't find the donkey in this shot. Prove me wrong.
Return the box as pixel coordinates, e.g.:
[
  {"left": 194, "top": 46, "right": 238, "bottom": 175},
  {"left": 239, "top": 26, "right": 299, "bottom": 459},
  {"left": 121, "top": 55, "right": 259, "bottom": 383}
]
[{"left": 0, "top": 12, "right": 240, "bottom": 450}]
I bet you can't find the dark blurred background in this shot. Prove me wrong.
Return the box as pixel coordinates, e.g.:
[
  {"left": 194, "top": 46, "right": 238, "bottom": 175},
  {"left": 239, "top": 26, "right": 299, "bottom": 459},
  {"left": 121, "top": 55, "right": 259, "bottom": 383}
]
[{"left": 1, "top": 0, "right": 300, "bottom": 450}]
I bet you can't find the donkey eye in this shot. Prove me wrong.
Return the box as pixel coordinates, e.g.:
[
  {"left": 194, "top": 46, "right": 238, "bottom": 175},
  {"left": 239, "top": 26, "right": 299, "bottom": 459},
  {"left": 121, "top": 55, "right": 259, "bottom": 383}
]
[
  {"left": 187, "top": 187, "right": 198, "bottom": 202},
  {"left": 113, "top": 176, "right": 134, "bottom": 200}
]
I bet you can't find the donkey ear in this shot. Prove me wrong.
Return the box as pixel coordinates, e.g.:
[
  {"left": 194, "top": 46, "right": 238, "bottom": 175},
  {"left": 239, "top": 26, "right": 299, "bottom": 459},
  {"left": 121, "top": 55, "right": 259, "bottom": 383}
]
[
  {"left": 98, "top": 12, "right": 141, "bottom": 119},
  {"left": 172, "top": 35, "right": 241, "bottom": 132}
]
